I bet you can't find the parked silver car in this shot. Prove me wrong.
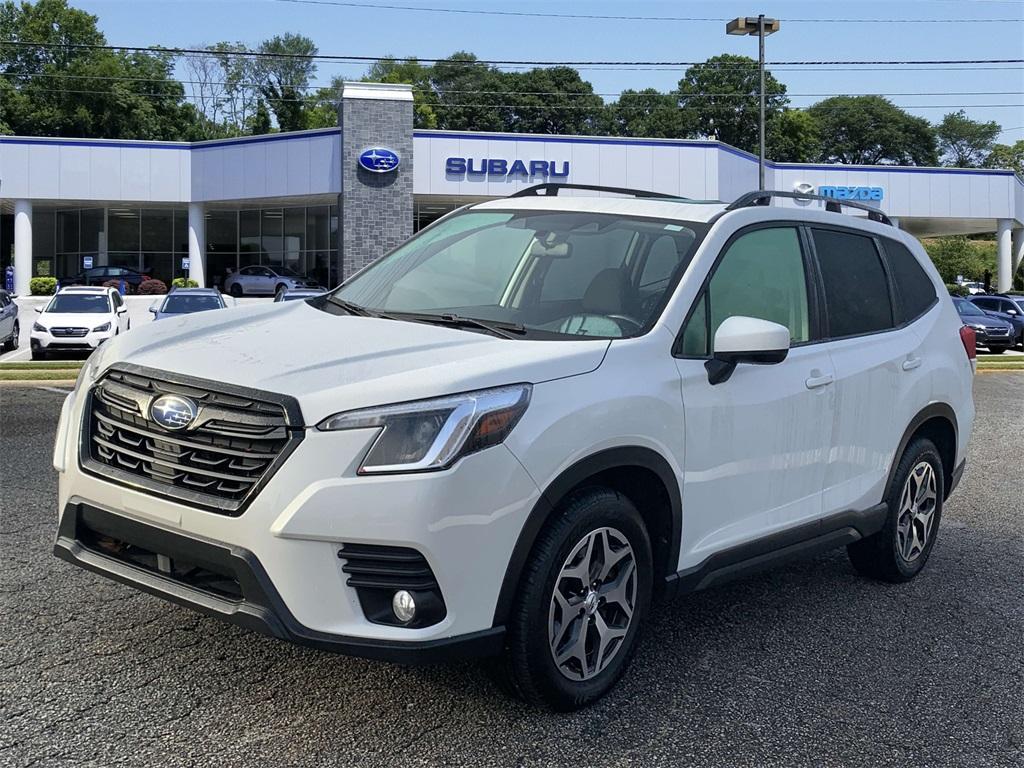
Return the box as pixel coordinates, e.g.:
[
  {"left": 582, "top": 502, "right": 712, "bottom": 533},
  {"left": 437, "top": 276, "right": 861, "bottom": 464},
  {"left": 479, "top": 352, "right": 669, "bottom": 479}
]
[{"left": 223, "top": 266, "right": 320, "bottom": 298}]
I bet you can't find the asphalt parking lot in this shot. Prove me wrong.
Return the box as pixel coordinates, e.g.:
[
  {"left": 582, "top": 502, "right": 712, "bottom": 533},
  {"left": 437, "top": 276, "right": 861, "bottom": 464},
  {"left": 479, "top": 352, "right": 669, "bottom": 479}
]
[{"left": 1, "top": 375, "right": 1021, "bottom": 768}]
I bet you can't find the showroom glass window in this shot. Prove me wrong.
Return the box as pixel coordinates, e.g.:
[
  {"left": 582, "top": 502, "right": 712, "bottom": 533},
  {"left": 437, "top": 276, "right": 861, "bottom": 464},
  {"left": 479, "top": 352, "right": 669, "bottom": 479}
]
[
  {"left": 812, "top": 229, "right": 894, "bottom": 338},
  {"left": 680, "top": 227, "right": 810, "bottom": 356}
]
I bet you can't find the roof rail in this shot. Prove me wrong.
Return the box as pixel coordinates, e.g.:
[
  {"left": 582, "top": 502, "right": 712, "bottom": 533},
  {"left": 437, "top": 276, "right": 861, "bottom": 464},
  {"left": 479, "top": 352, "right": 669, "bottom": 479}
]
[
  {"left": 726, "top": 190, "right": 893, "bottom": 226},
  {"left": 510, "top": 183, "right": 683, "bottom": 200}
]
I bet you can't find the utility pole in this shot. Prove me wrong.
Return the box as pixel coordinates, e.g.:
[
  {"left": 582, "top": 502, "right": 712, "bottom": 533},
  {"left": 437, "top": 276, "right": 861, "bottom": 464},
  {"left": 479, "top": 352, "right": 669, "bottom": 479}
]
[{"left": 727, "top": 15, "right": 781, "bottom": 190}]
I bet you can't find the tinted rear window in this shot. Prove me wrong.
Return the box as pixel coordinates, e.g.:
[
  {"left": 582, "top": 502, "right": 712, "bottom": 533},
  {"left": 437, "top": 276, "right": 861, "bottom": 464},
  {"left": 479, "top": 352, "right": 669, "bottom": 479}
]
[
  {"left": 883, "top": 240, "right": 936, "bottom": 323},
  {"left": 812, "top": 229, "right": 894, "bottom": 338}
]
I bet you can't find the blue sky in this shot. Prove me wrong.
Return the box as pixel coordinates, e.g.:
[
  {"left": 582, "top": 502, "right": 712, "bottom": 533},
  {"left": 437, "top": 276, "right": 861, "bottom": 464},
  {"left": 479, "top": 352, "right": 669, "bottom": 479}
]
[{"left": 75, "top": 0, "right": 1024, "bottom": 141}]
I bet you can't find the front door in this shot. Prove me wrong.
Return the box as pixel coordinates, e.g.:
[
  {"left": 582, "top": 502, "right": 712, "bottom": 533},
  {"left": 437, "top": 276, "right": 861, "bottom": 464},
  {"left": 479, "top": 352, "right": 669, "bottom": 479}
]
[{"left": 674, "top": 225, "right": 834, "bottom": 565}]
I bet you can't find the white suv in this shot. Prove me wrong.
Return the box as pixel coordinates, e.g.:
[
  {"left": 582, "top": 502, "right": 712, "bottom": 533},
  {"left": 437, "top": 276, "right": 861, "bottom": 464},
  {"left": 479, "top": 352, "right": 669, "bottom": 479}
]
[
  {"left": 31, "top": 285, "right": 130, "bottom": 360},
  {"left": 52, "top": 186, "right": 974, "bottom": 710}
]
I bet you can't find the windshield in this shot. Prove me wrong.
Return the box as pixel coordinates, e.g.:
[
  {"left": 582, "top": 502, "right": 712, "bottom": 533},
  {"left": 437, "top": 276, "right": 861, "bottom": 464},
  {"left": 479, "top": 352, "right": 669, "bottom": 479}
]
[
  {"left": 274, "top": 266, "right": 301, "bottom": 277},
  {"left": 332, "top": 210, "right": 701, "bottom": 339},
  {"left": 46, "top": 294, "right": 111, "bottom": 314},
  {"left": 954, "top": 299, "right": 986, "bottom": 316},
  {"left": 161, "top": 294, "right": 223, "bottom": 314}
]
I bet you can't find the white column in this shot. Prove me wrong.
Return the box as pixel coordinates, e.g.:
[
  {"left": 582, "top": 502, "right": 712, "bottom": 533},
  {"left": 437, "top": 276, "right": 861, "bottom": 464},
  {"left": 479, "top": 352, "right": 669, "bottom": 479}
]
[
  {"left": 13, "top": 200, "right": 32, "bottom": 296},
  {"left": 1012, "top": 228, "right": 1024, "bottom": 278},
  {"left": 187, "top": 203, "right": 206, "bottom": 288},
  {"left": 996, "top": 219, "right": 1012, "bottom": 293}
]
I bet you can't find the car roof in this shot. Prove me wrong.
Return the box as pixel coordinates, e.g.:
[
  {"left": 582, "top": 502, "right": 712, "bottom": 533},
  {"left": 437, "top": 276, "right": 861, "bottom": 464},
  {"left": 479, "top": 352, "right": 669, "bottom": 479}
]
[
  {"left": 58, "top": 286, "right": 111, "bottom": 294},
  {"left": 167, "top": 287, "right": 220, "bottom": 295},
  {"left": 470, "top": 195, "right": 728, "bottom": 223}
]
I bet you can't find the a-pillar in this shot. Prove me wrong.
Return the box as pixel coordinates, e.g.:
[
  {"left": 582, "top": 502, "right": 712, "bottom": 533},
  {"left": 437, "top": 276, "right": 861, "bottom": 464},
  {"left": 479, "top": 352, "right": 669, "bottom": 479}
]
[
  {"left": 996, "top": 219, "right": 1012, "bottom": 292},
  {"left": 13, "top": 200, "right": 32, "bottom": 296},
  {"left": 187, "top": 203, "right": 206, "bottom": 288}
]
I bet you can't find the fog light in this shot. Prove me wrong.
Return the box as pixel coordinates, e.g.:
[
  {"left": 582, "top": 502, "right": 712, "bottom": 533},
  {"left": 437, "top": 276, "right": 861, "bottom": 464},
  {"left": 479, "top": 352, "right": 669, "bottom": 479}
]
[{"left": 392, "top": 590, "right": 416, "bottom": 623}]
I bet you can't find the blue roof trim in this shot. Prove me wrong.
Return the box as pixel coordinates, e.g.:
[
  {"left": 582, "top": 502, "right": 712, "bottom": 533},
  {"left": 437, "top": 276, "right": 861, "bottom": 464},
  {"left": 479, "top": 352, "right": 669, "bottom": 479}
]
[
  {"left": 191, "top": 129, "right": 339, "bottom": 150},
  {"left": 771, "top": 161, "right": 1018, "bottom": 177},
  {"left": 412, "top": 130, "right": 743, "bottom": 153},
  {"left": 0, "top": 136, "right": 189, "bottom": 150}
]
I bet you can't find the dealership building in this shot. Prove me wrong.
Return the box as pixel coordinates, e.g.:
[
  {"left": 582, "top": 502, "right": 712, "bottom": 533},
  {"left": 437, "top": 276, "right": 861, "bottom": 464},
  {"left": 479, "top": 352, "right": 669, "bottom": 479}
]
[{"left": 2, "top": 82, "right": 1023, "bottom": 296}]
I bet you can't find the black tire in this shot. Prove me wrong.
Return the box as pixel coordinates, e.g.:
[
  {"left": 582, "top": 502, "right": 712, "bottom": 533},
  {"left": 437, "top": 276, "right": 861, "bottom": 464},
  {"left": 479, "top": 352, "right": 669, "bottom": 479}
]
[
  {"left": 848, "top": 437, "right": 944, "bottom": 583},
  {"left": 31, "top": 347, "right": 47, "bottom": 361},
  {"left": 275, "top": 283, "right": 288, "bottom": 298},
  {"left": 987, "top": 346, "right": 1006, "bottom": 354},
  {"left": 229, "top": 284, "right": 243, "bottom": 298},
  {"left": 1, "top": 322, "right": 16, "bottom": 352},
  {"left": 495, "top": 486, "right": 653, "bottom": 711}
]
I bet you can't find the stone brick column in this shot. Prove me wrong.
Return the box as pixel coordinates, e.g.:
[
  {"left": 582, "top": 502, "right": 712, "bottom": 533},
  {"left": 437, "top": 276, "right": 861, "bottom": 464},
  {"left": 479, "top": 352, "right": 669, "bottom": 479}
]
[{"left": 339, "top": 82, "right": 414, "bottom": 282}]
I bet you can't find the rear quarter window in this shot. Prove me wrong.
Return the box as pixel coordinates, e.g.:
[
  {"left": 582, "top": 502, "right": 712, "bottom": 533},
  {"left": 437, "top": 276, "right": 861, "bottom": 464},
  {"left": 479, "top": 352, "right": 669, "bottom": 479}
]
[
  {"left": 812, "top": 228, "right": 894, "bottom": 339},
  {"left": 882, "top": 239, "right": 937, "bottom": 324}
]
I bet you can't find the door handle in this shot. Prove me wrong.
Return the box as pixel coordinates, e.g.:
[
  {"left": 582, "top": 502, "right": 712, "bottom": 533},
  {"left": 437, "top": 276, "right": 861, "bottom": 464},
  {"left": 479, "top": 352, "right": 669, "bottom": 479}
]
[
  {"left": 902, "top": 357, "right": 922, "bottom": 371},
  {"left": 805, "top": 372, "right": 834, "bottom": 389}
]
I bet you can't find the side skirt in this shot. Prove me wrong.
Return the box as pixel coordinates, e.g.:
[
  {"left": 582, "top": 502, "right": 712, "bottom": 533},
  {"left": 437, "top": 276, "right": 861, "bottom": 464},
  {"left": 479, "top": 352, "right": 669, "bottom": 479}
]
[{"left": 664, "top": 503, "right": 889, "bottom": 599}]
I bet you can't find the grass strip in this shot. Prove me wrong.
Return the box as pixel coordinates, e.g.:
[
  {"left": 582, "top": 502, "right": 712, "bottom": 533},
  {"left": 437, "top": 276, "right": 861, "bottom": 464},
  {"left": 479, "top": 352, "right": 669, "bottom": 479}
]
[
  {"left": 0, "top": 370, "right": 81, "bottom": 381},
  {"left": 0, "top": 361, "right": 84, "bottom": 371}
]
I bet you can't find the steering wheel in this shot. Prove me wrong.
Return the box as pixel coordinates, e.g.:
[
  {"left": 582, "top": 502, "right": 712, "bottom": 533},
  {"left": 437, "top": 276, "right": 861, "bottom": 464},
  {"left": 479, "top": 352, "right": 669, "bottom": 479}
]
[{"left": 638, "top": 292, "right": 663, "bottom": 316}]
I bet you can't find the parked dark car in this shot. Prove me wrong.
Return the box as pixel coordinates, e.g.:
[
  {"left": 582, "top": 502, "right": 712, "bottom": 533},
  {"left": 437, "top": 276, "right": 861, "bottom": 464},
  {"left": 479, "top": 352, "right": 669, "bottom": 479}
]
[
  {"left": 65, "top": 266, "right": 149, "bottom": 289},
  {"left": 967, "top": 294, "right": 1024, "bottom": 348},
  {"left": 149, "top": 288, "right": 228, "bottom": 321},
  {"left": 0, "top": 289, "right": 19, "bottom": 352},
  {"left": 953, "top": 297, "right": 1015, "bottom": 353}
]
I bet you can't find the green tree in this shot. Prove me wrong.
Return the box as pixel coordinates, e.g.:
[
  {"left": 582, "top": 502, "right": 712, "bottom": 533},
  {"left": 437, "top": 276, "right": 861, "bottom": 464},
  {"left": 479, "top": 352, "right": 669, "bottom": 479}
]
[
  {"left": 1, "top": 0, "right": 199, "bottom": 140},
  {"left": 364, "top": 57, "right": 438, "bottom": 128},
  {"left": 922, "top": 236, "right": 996, "bottom": 283},
  {"left": 430, "top": 52, "right": 509, "bottom": 132},
  {"left": 248, "top": 99, "right": 272, "bottom": 135},
  {"left": 504, "top": 67, "right": 606, "bottom": 135},
  {"left": 255, "top": 33, "right": 317, "bottom": 132},
  {"left": 936, "top": 110, "right": 1000, "bottom": 167},
  {"left": 809, "top": 96, "right": 938, "bottom": 166},
  {"left": 676, "top": 54, "right": 788, "bottom": 153},
  {"left": 610, "top": 88, "right": 686, "bottom": 138},
  {"left": 767, "top": 109, "right": 821, "bottom": 163},
  {"left": 983, "top": 140, "right": 1024, "bottom": 176}
]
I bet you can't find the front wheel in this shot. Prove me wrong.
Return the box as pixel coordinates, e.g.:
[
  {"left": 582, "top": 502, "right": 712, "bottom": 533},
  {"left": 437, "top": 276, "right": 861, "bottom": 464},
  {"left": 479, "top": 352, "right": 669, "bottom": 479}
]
[
  {"left": 2, "top": 322, "right": 17, "bottom": 352},
  {"left": 848, "top": 437, "right": 944, "bottom": 583},
  {"left": 229, "top": 284, "right": 243, "bottom": 298},
  {"left": 496, "top": 487, "right": 652, "bottom": 711},
  {"left": 987, "top": 346, "right": 1006, "bottom": 354},
  {"left": 31, "top": 347, "right": 47, "bottom": 361}
]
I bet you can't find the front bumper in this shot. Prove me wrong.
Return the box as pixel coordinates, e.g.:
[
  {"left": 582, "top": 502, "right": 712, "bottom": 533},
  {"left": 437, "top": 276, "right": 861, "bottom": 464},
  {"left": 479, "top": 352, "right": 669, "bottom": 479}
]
[
  {"left": 32, "top": 329, "right": 112, "bottom": 350},
  {"left": 54, "top": 383, "right": 542, "bottom": 656},
  {"left": 54, "top": 503, "right": 504, "bottom": 663}
]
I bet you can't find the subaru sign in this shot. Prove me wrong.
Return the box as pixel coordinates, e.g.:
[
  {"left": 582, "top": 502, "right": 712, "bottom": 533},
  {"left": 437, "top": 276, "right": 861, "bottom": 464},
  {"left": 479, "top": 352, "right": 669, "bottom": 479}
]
[
  {"left": 358, "top": 147, "right": 400, "bottom": 173},
  {"left": 446, "top": 157, "right": 570, "bottom": 179}
]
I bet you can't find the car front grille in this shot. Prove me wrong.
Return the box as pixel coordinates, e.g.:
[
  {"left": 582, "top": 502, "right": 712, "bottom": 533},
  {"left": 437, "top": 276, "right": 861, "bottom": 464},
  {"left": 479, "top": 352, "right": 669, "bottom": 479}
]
[
  {"left": 81, "top": 366, "right": 304, "bottom": 515},
  {"left": 986, "top": 327, "right": 1010, "bottom": 336},
  {"left": 51, "top": 327, "right": 89, "bottom": 337}
]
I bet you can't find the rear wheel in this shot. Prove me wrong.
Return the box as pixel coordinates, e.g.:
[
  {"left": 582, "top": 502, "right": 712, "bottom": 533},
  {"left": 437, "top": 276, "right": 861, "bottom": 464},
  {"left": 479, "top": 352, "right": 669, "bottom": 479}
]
[
  {"left": 1, "top": 322, "right": 17, "bottom": 352},
  {"left": 496, "top": 487, "right": 652, "bottom": 711},
  {"left": 848, "top": 438, "right": 944, "bottom": 583}
]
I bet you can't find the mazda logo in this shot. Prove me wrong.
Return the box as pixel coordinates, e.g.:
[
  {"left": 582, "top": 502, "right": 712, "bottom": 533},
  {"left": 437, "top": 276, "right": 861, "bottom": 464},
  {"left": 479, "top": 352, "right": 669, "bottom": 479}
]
[{"left": 150, "top": 395, "right": 198, "bottom": 431}]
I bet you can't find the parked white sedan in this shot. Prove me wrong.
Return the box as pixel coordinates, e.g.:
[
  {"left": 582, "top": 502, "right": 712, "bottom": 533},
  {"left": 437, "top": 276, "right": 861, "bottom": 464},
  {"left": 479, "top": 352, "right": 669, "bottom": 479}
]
[
  {"left": 223, "top": 266, "right": 320, "bottom": 298},
  {"left": 30, "top": 286, "right": 129, "bottom": 359}
]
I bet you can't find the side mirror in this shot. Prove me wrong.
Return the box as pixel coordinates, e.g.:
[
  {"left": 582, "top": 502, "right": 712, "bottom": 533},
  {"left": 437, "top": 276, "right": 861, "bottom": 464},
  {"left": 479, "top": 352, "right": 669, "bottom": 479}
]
[
  {"left": 706, "top": 316, "right": 791, "bottom": 385},
  {"left": 116, "top": 306, "right": 127, "bottom": 314},
  {"left": 149, "top": 306, "right": 158, "bottom": 314},
  {"left": 35, "top": 306, "right": 43, "bottom": 314}
]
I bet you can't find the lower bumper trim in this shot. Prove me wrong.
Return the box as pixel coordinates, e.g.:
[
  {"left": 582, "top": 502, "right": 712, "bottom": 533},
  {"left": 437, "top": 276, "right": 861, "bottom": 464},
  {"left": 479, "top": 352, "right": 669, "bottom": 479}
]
[{"left": 53, "top": 503, "right": 504, "bottom": 665}]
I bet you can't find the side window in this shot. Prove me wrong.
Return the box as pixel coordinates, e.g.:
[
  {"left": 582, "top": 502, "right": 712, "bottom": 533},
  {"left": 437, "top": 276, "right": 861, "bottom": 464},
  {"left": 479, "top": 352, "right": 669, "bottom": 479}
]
[
  {"left": 883, "top": 239, "right": 937, "bottom": 324},
  {"left": 974, "top": 298, "right": 994, "bottom": 310},
  {"left": 679, "top": 227, "right": 809, "bottom": 356},
  {"left": 812, "top": 229, "right": 894, "bottom": 338}
]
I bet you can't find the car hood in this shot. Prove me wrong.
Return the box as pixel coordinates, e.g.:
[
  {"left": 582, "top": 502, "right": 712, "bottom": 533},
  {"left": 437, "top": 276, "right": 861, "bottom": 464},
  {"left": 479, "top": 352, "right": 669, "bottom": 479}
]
[
  {"left": 38, "top": 312, "right": 112, "bottom": 328},
  {"left": 982, "top": 310, "right": 1021, "bottom": 325},
  {"left": 97, "top": 301, "right": 610, "bottom": 424}
]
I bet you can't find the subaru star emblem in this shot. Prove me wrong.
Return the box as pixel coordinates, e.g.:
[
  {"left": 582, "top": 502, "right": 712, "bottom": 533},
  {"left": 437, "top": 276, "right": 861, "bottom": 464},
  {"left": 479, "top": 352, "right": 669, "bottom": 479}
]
[
  {"left": 358, "top": 146, "right": 400, "bottom": 173},
  {"left": 150, "top": 395, "right": 198, "bottom": 431}
]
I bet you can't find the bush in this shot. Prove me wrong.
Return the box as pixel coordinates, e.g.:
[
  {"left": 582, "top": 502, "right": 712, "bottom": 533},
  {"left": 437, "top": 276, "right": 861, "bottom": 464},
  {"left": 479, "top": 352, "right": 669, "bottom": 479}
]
[
  {"left": 946, "top": 283, "right": 969, "bottom": 297},
  {"left": 137, "top": 279, "right": 168, "bottom": 295},
  {"left": 922, "top": 236, "right": 997, "bottom": 284},
  {"left": 101, "top": 279, "right": 135, "bottom": 295},
  {"left": 171, "top": 277, "right": 199, "bottom": 289},
  {"left": 29, "top": 277, "right": 58, "bottom": 295}
]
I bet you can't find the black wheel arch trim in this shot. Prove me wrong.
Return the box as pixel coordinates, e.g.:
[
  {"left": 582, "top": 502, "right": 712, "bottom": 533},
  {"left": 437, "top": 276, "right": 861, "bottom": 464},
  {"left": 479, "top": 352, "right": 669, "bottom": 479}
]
[
  {"left": 492, "top": 445, "right": 682, "bottom": 628},
  {"left": 886, "top": 402, "right": 959, "bottom": 501}
]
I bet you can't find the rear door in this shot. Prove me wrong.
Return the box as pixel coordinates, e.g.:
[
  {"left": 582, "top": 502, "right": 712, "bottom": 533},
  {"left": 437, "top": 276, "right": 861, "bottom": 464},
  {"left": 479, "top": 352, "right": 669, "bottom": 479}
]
[
  {"left": 674, "top": 225, "right": 834, "bottom": 558},
  {"left": 0, "top": 293, "right": 13, "bottom": 339},
  {"left": 810, "top": 227, "right": 926, "bottom": 514}
]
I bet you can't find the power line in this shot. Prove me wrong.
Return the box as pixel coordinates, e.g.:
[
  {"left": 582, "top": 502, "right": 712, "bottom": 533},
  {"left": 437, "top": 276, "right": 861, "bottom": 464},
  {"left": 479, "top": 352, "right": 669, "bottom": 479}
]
[
  {"left": 270, "top": 0, "right": 1024, "bottom": 24},
  {"left": 2, "top": 40, "right": 1021, "bottom": 68}
]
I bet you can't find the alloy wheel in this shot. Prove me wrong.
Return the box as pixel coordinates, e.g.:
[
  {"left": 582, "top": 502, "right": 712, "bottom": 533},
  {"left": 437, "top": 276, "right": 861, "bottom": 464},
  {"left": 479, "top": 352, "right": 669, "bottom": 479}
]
[
  {"left": 548, "top": 527, "right": 637, "bottom": 681},
  {"left": 896, "top": 461, "right": 938, "bottom": 562}
]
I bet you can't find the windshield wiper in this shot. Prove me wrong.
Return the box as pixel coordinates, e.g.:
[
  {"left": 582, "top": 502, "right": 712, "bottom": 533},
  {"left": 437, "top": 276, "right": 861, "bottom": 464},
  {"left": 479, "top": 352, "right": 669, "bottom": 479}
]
[
  {"left": 405, "top": 312, "right": 528, "bottom": 340},
  {"left": 327, "top": 297, "right": 399, "bottom": 320}
]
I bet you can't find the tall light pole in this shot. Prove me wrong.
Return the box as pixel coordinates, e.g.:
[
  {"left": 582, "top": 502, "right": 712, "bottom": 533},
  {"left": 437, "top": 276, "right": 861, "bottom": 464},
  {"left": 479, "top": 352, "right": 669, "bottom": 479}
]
[{"left": 727, "top": 15, "right": 780, "bottom": 190}]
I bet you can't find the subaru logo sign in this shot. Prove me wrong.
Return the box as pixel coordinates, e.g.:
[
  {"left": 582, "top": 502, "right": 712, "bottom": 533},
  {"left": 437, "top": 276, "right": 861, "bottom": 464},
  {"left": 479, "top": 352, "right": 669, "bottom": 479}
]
[
  {"left": 358, "top": 147, "right": 400, "bottom": 173},
  {"left": 150, "top": 394, "right": 198, "bottom": 431}
]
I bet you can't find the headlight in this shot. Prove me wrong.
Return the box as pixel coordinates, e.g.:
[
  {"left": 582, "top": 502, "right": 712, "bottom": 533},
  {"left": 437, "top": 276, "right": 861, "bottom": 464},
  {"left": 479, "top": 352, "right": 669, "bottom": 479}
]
[
  {"left": 92, "top": 322, "right": 111, "bottom": 332},
  {"left": 72, "top": 354, "right": 103, "bottom": 397},
  {"left": 32, "top": 322, "right": 47, "bottom": 333},
  {"left": 968, "top": 323, "right": 986, "bottom": 331},
  {"left": 318, "top": 384, "right": 532, "bottom": 474}
]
